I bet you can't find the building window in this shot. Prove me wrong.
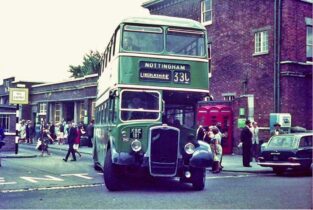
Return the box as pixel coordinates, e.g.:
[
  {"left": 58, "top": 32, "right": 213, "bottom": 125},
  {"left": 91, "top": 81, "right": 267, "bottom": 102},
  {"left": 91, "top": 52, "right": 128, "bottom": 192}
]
[
  {"left": 307, "top": 25, "right": 312, "bottom": 61},
  {"left": 201, "top": 0, "right": 212, "bottom": 25},
  {"left": 79, "top": 101, "right": 85, "bottom": 123},
  {"left": 55, "top": 103, "right": 61, "bottom": 123},
  {"left": 254, "top": 31, "right": 268, "bottom": 55},
  {"left": 91, "top": 101, "right": 96, "bottom": 121},
  {"left": 222, "top": 93, "right": 235, "bottom": 101},
  {"left": 39, "top": 103, "right": 47, "bottom": 115},
  {"left": 208, "top": 43, "right": 212, "bottom": 77},
  {"left": 0, "top": 114, "right": 10, "bottom": 132}
]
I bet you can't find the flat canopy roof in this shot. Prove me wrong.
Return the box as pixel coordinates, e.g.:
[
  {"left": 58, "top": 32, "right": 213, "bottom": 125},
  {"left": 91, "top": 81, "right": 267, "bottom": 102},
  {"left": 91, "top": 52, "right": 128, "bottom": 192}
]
[{"left": 121, "top": 15, "right": 206, "bottom": 30}]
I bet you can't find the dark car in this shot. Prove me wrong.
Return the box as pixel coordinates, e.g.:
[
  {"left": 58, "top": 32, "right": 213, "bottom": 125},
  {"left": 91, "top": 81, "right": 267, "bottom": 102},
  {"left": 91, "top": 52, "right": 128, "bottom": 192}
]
[{"left": 258, "top": 132, "right": 312, "bottom": 175}]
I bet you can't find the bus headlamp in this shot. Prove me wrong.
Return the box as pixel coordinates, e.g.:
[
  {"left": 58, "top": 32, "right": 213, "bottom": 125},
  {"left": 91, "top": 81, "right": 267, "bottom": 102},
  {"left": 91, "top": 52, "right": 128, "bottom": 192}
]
[
  {"left": 121, "top": 131, "right": 129, "bottom": 142},
  {"left": 184, "top": 142, "right": 195, "bottom": 155},
  {"left": 131, "top": 139, "right": 142, "bottom": 152}
]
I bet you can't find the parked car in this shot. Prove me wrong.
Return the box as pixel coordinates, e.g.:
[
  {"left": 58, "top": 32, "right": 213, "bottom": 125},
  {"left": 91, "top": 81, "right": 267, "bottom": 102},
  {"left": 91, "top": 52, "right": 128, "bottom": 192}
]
[{"left": 258, "top": 132, "right": 312, "bottom": 175}]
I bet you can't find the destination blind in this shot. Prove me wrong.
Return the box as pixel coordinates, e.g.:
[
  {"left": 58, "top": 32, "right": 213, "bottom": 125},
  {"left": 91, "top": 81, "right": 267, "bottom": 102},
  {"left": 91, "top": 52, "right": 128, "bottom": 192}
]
[{"left": 139, "top": 61, "right": 190, "bottom": 84}]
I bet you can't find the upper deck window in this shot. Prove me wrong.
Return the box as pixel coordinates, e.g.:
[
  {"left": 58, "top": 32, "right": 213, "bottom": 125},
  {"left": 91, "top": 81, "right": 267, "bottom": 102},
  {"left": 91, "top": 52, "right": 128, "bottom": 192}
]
[
  {"left": 122, "top": 25, "right": 163, "bottom": 53},
  {"left": 166, "top": 28, "right": 206, "bottom": 57}
]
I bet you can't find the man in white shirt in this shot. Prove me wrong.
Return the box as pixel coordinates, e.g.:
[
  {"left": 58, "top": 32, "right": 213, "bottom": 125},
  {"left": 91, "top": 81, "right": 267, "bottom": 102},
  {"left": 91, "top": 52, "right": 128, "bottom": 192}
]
[{"left": 251, "top": 121, "right": 259, "bottom": 161}]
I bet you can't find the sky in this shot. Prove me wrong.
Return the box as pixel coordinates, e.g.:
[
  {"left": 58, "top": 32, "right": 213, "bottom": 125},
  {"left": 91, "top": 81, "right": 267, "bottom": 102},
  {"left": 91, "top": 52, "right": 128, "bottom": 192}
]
[{"left": 0, "top": 0, "right": 150, "bottom": 84}]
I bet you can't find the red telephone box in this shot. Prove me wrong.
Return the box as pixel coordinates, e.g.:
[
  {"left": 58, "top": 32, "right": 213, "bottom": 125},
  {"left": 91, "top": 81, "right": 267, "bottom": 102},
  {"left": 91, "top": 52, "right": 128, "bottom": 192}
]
[{"left": 197, "top": 105, "right": 233, "bottom": 154}]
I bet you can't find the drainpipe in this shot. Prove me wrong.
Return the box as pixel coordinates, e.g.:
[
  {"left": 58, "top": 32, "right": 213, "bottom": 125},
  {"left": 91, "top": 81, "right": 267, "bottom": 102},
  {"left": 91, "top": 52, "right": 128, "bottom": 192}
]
[{"left": 274, "top": 0, "right": 282, "bottom": 113}]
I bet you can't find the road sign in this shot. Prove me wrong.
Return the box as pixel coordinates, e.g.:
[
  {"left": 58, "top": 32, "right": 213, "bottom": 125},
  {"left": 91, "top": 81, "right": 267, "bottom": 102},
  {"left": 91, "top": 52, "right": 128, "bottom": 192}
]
[{"left": 9, "top": 88, "right": 29, "bottom": 105}]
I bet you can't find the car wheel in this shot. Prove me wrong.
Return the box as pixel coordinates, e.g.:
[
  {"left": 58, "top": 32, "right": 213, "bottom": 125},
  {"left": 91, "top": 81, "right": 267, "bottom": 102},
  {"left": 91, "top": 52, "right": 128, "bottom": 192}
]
[
  {"left": 273, "top": 167, "right": 285, "bottom": 175},
  {"left": 103, "top": 148, "right": 122, "bottom": 191},
  {"left": 191, "top": 167, "right": 206, "bottom": 191}
]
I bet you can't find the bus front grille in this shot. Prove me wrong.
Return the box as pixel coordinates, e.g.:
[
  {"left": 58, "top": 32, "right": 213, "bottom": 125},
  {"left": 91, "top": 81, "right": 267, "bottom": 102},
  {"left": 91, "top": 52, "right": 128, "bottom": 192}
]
[{"left": 149, "top": 126, "right": 179, "bottom": 176}]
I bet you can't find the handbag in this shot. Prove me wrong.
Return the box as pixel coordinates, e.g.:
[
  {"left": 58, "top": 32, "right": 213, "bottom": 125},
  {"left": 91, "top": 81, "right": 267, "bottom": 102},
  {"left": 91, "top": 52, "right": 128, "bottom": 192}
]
[{"left": 36, "top": 139, "right": 42, "bottom": 150}]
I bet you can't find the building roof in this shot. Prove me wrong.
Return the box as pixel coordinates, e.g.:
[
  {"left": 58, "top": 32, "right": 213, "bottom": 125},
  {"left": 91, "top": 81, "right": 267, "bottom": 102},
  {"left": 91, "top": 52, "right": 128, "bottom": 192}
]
[
  {"left": 122, "top": 15, "right": 205, "bottom": 30},
  {"left": 142, "top": 0, "right": 164, "bottom": 8}
]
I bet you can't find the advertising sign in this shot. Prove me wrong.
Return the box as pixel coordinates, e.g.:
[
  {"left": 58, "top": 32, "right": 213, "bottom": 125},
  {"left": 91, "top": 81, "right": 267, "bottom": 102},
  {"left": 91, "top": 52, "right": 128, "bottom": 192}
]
[{"left": 9, "top": 88, "right": 29, "bottom": 105}]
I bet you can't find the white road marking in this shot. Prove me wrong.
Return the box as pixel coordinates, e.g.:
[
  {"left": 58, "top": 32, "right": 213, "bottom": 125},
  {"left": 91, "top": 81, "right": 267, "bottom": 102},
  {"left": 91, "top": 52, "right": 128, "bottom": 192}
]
[
  {"left": 20, "top": 175, "right": 64, "bottom": 183},
  {"left": 1, "top": 183, "right": 104, "bottom": 193},
  {"left": 60, "top": 173, "right": 93, "bottom": 180},
  {"left": 0, "top": 177, "right": 17, "bottom": 185},
  {"left": 206, "top": 174, "right": 257, "bottom": 179}
]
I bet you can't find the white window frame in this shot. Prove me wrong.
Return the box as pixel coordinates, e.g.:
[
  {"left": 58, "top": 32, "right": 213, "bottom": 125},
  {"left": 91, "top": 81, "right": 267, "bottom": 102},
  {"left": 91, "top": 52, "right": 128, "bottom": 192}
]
[
  {"left": 39, "top": 103, "right": 47, "bottom": 115},
  {"left": 91, "top": 101, "right": 96, "bottom": 121},
  {"left": 254, "top": 31, "right": 269, "bottom": 55},
  {"left": 201, "top": 0, "right": 212, "bottom": 25},
  {"left": 306, "top": 25, "right": 312, "bottom": 61},
  {"left": 54, "top": 103, "right": 61, "bottom": 123},
  {"left": 0, "top": 114, "right": 10, "bottom": 132},
  {"left": 222, "top": 93, "right": 236, "bottom": 101},
  {"left": 208, "top": 43, "right": 212, "bottom": 78},
  {"left": 79, "top": 101, "right": 85, "bottom": 123}
]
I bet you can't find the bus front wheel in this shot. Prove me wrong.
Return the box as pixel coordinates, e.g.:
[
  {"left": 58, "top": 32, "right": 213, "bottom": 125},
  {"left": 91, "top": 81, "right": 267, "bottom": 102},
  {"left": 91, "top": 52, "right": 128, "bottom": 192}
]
[{"left": 103, "top": 148, "right": 122, "bottom": 191}]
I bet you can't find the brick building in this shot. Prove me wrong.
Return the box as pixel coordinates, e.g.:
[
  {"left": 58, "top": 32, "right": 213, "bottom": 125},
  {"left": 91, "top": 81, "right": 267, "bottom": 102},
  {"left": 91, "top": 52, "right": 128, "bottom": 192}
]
[{"left": 143, "top": 0, "right": 313, "bottom": 143}]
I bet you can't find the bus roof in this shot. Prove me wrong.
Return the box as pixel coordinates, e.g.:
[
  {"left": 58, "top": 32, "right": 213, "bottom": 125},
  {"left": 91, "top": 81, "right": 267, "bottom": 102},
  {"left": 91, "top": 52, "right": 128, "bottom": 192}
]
[{"left": 121, "top": 15, "right": 206, "bottom": 31}]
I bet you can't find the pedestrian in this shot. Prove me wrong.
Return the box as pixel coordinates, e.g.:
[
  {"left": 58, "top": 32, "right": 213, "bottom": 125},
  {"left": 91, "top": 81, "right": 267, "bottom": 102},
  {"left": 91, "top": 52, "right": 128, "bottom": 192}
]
[
  {"left": 49, "top": 122, "right": 56, "bottom": 144},
  {"left": 63, "top": 122, "right": 77, "bottom": 162},
  {"left": 240, "top": 119, "right": 253, "bottom": 167},
  {"left": 212, "top": 126, "right": 223, "bottom": 169},
  {"left": 39, "top": 126, "right": 52, "bottom": 156},
  {"left": 251, "top": 121, "right": 260, "bottom": 161},
  {"left": 86, "top": 120, "right": 94, "bottom": 147},
  {"left": 271, "top": 123, "right": 284, "bottom": 136},
  {"left": 0, "top": 123, "right": 5, "bottom": 141},
  {"left": 57, "top": 122, "right": 65, "bottom": 145},
  {"left": 73, "top": 123, "right": 85, "bottom": 158},
  {"left": 212, "top": 138, "right": 223, "bottom": 173},
  {"left": 19, "top": 120, "right": 26, "bottom": 143}
]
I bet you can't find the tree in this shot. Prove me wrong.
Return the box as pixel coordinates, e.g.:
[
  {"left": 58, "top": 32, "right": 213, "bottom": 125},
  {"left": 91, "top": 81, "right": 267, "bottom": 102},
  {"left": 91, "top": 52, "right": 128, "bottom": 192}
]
[{"left": 68, "top": 50, "right": 101, "bottom": 78}]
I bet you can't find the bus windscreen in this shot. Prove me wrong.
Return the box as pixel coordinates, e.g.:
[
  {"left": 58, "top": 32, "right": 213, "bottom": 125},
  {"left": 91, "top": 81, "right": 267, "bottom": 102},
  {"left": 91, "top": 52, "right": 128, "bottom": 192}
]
[{"left": 120, "top": 90, "right": 160, "bottom": 121}]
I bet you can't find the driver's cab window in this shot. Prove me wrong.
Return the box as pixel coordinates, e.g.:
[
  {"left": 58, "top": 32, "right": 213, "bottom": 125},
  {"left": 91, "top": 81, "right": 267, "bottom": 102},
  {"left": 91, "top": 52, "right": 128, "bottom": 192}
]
[
  {"left": 164, "top": 106, "right": 195, "bottom": 128},
  {"left": 299, "top": 136, "right": 312, "bottom": 148}
]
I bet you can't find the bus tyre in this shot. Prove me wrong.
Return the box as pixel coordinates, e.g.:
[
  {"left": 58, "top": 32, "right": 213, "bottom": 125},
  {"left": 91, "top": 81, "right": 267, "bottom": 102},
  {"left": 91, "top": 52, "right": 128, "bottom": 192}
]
[
  {"left": 93, "top": 142, "right": 102, "bottom": 172},
  {"left": 104, "top": 148, "right": 121, "bottom": 191},
  {"left": 191, "top": 167, "right": 206, "bottom": 191}
]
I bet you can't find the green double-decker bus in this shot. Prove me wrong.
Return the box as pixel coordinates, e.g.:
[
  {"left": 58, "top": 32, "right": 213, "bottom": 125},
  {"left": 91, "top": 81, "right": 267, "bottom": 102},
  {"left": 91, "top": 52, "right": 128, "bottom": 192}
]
[{"left": 93, "top": 15, "right": 213, "bottom": 191}]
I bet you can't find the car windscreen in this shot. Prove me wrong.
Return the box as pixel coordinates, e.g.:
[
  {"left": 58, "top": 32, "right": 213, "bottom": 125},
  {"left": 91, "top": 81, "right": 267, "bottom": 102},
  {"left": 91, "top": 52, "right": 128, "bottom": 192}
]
[{"left": 267, "top": 136, "right": 298, "bottom": 149}]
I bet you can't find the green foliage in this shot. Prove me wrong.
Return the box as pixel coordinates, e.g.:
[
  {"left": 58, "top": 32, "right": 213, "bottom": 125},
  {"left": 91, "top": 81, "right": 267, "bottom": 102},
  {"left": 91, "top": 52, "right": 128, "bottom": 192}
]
[{"left": 68, "top": 51, "right": 101, "bottom": 78}]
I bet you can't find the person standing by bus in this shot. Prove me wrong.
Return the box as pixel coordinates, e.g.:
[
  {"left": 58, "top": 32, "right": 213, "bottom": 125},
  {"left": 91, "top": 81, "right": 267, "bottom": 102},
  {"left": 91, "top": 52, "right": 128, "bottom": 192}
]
[
  {"left": 63, "top": 122, "right": 77, "bottom": 162},
  {"left": 86, "top": 120, "right": 94, "bottom": 148},
  {"left": 251, "top": 121, "right": 260, "bottom": 161},
  {"left": 240, "top": 120, "right": 253, "bottom": 167}
]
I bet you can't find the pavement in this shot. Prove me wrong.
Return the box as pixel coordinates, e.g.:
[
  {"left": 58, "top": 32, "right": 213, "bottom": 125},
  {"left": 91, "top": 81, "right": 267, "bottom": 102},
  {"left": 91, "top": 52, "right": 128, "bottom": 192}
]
[{"left": 0, "top": 143, "right": 272, "bottom": 173}]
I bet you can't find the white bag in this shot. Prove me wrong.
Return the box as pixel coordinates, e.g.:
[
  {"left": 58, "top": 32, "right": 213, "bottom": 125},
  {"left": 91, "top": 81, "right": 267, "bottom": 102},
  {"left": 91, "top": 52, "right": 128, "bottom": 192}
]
[
  {"left": 73, "top": 144, "right": 79, "bottom": 150},
  {"left": 35, "top": 139, "right": 42, "bottom": 150}
]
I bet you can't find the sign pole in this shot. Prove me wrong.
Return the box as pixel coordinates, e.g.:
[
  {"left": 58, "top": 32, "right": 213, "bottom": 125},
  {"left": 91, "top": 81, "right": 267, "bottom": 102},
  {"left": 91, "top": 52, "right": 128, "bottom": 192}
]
[{"left": 15, "top": 104, "right": 19, "bottom": 154}]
